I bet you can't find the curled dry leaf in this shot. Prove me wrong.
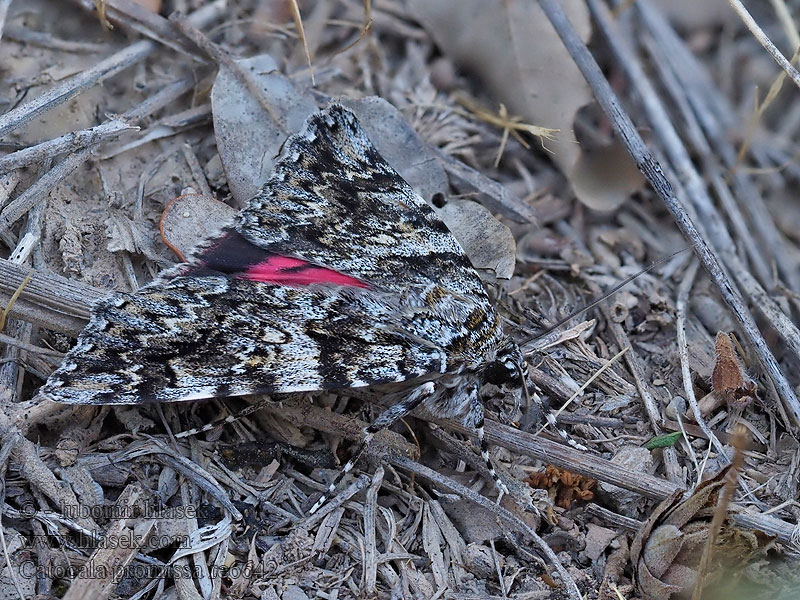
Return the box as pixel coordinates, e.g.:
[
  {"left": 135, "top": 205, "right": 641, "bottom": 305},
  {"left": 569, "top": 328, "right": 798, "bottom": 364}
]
[
  {"left": 409, "top": 0, "right": 644, "bottom": 211},
  {"left": 712, "top": 332, "right": 757, "bottom": 411},
  {"left": 159, "top": 193, "right": 238, "bottom": 261},
  {"left": 631, "top": 469, "right": 773, "bottom": 600}
]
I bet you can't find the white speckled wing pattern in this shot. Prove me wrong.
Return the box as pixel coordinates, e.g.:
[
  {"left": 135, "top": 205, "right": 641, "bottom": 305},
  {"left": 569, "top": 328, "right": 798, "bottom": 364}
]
[{"left": 41, "top": 105, "right": 511, "bottom": 406}]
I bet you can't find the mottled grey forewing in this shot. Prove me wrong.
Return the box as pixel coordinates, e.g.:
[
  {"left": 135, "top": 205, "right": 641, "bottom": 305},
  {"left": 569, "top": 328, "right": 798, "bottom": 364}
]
[
  {"left": 42, "top": 278, "right": 451, "bottom": 404},
  {"left": 237, "top": 104, "right": 489, "bottom": 303},
  {"left": 41, "top": 105, "right": 504, "bottom": 406}
]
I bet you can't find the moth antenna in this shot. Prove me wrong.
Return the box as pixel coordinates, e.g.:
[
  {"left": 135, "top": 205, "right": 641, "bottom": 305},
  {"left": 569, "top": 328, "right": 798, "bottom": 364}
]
[{"left": 520, "top": 245, "right": 693, "bottom": 346}]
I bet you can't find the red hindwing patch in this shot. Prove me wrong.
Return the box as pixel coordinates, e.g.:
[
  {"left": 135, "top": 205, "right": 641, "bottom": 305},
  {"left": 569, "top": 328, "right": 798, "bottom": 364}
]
[
  {"left": 185, "top": 229, "right": 367, "bottom": 289},
  {"left": 242, "top": 255, "right": 367, "bottom": 288}
]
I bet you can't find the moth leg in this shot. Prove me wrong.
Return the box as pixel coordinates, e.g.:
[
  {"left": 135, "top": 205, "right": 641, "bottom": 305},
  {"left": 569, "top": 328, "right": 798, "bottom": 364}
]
[
  {"left": 531, "top": 384, "right": 589, "bottom": 452},
  {"left": 175, "top": 397, "right": 274, "bottom": 439},
  {"left": 463, "top": 384, "right": 510, "bottom": 499},
  {"left": 309, "top": 381, "right": 437, "bottom": 514}
]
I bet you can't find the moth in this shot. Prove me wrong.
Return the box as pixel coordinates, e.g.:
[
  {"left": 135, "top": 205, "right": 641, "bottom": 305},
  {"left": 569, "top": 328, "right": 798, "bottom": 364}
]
[{"left": 41, "top": 104, "right": 536, "bottom": 510}]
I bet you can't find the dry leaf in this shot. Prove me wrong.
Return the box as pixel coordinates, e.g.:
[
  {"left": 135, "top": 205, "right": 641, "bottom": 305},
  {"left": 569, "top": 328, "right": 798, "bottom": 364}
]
[
  {"left": 211, "top": 54, "right": 318, "bottom": 206},
  {"left": 159, "top": 193, "right": 238, "bottom": 261},
  {"left": 409, "top": 0, "right": 643, "bottom": 210},
  {"left": 631, "top": 469, "right": 773, "bottom": 600},
  {"left": 711, "top": 332, "right": 756, "bottom": 410}
]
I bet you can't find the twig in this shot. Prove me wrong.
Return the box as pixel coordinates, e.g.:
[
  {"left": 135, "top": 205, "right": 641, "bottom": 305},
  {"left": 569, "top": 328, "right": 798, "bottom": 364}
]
[
  {"left": 363, "top": 466, "right": 383, "bottom": 594},
  {"left": 584, "top": 504, "right": 642, "bottom": 532},
  {"left": 636, "top": 32, "right": 772, "bottom": 287},
  {"left": 169, "top": 14, "right": 288, "bottom": 132},
  {"left": 435, "top": 149, "right": 536, "bottom": 223},
  {"left": 2, "top": 24, "right": 108, "bottom": 53},
  {"left": 0, "top": 430, "right": 26, "bottom": 600},
  {"left": 0, "top": 332, "right": 63, "bottom": 358},
  {"left": 555, "top": 0, "right": 800, "bottom": 428},
  {"left": 636, "top": 3, "right": 800, "bottom": 292},
  {"left": 0, "top": 2, "right": 223, "bottom": 139},
  {"left": 675, "top": 259, "right": 730, "bottom": 463},
  {"left": 181, "top": 143, "right": 214, "bottom": 198},
  {"left": 727, "top": 0, "right": 800, "bottom": 91},
  {"left": 0, "top": 77, "right": 194, "bottom": 175},
  {"left": 0, "top": 258, "right": 103, "bottom": 335},
  {"left": 0, "top": 148, "right": 93, "bottom": 236},
  {"left": 288, "top": 0, "right": 316, "bottom": 85},
  {"left": 469, "top": 414, "right": 795, "bottom": 544},
  {"left": 68, "top": 0, "right": 215, "bottom": 58}
]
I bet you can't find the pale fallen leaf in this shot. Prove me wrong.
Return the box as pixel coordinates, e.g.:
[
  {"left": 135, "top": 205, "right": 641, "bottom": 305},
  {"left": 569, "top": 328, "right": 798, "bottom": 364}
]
[
  {"left": 159, "top": 193, "right": 238, "bottom": 261},
  {"left": 436, "top": 198, "right": 516, "bottom": 279},
  {"left": 571, "top": 139, "right": 645, "bottom": 212},
  {"left": 211, "top": 54, "right": 317, "bottom": 206},
  {"left": 410, "top": 0, "right": 644, "bottom": 211}
]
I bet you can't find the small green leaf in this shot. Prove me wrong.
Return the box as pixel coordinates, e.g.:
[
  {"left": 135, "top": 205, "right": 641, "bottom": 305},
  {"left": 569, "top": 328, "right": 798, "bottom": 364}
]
[{"left": 645, "top": 432, "right": 682, "bottom": 450}]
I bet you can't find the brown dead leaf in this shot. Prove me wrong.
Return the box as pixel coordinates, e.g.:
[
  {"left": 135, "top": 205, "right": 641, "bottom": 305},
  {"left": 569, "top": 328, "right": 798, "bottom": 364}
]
[
  {"left": 631, "top": 468, "right": 774, "bottom": 600},
  {"left": 711, "top": 332, "right": 756, "bottom": 410},
  {"left": 409, "top": 0, "right": 643, "bottom": 210}
]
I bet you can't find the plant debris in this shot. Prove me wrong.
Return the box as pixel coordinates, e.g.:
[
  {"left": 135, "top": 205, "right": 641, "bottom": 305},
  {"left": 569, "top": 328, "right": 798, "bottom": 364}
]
[{"left": 0, "top": 1, "right": 798, "bottom": 598}]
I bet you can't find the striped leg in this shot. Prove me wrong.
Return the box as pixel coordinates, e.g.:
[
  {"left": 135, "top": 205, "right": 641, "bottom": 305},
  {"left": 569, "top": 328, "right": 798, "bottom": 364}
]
[
  {"left": 464, "top": 384, "right": 509, "bottom": 499},
  {"left": 175, "top": 397, "right": 273, "bottom": 439},
  {"left": 308, "top": 381, "right": 437, "bottom": 514},
  {"left": 531, "top": 386, "right": 589, "bottom": 452}
]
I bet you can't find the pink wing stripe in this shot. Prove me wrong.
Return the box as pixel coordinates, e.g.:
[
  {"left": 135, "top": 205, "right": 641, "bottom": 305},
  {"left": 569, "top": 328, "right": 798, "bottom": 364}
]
[{"left": 242, "top": 255, "right": 368, "bottom": 288}]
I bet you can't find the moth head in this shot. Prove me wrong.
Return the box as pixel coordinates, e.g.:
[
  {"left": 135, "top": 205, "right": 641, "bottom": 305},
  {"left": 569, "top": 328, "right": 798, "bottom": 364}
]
[{"left": 483, "top": 340, "right": 527, "bottom": 388}]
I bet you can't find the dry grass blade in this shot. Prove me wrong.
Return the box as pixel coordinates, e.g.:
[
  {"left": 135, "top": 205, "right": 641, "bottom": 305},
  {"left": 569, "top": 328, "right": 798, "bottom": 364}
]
[
  {"left": 288, "top": 0, "right": 315, "bottom": 85},
  {"left": 0, "top": 273, "right": 31, "bottom": 334},
  {"left": 690, "top": 427, "right": 749, "bottom": 600},
  {"left": 728, "top": 0, "right": 800, "bottom": 90}
]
